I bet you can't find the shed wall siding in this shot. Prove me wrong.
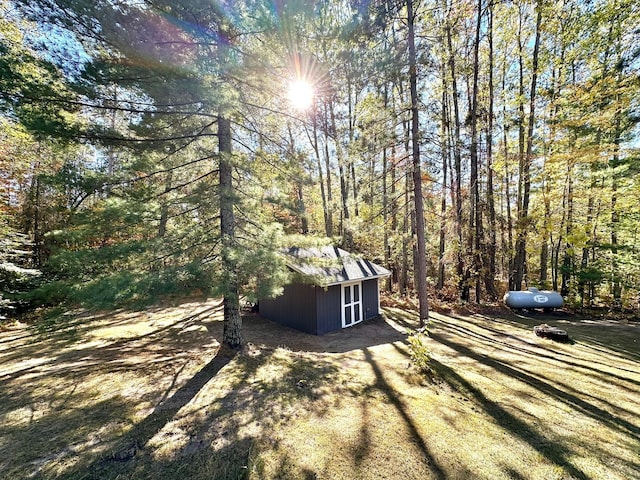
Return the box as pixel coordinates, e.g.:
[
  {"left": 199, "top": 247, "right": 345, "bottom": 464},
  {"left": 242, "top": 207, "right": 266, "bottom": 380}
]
[
  {"left": 259, "top": 282, "right": 318, "bottom": 334},
  {"left": 362, "top": 279, "right": 380, "bottom": 319},
  {"left": 260, "top": 277, "right": 383, "bottom": 335},
  {"left": 315, "top": 285, "right": 342, "bottom": 334}
]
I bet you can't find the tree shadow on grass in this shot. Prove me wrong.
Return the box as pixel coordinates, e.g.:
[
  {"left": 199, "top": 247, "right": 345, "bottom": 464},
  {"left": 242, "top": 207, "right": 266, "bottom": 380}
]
[
  {"left": 51, "top": 344, "right": 345, "bottom": 480},
  {"left": 0, "top": 305, "right": 221, "bottom": 386},
  {"left": 4, "top": 299, "right": 354, "bottom": 480},
  {"left": 362, "top": 347, "right": 447, "bottom": 480},
  {"left": 429, "top": 331, "right": 640, "bottom": 439},
  {"left": 386, "top": 308, "right": 639, "bottom": 479},
  {"left": 428, "top": 326, "right": 640, "bottom": 479},
  {"left": 1, "top": 302, "right": 223, "bottom": 385},
  {"left": 59, "top": 348, "right": 238, "bottom": 480},
  {"left": 0, "top": 395, "right": 137, "bottom": 479},
  {"left": 433, "top": 318, "right": 640, "bottom": 426},
  {"left": 427, "top": 356, "right": 591, "bottom": 480},
  {"left": 433, "top": 315, "right": 640, "bottom": 391},
  {"left": 478, "top": 309, "right": 640, "bottom": 363},
  {"left": 1, "top": 302, "right": 225, "bottom": 479}
]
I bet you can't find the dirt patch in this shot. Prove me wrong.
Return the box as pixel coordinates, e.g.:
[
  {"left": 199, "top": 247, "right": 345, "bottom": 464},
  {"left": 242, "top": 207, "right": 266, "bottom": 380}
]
[{"left": 242, "top": 311, "right": 408, "bottom": 353}]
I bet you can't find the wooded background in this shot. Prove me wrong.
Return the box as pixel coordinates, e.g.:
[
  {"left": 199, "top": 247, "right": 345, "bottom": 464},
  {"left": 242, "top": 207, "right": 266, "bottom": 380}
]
[{"left": 1, "top": 0, "right": 639, "bottom": 329}]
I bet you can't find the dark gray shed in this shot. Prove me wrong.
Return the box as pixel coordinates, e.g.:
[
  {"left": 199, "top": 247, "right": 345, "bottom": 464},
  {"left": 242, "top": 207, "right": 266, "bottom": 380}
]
[{"left": 258, "top": 246, "right": 391, "bottom": 335}]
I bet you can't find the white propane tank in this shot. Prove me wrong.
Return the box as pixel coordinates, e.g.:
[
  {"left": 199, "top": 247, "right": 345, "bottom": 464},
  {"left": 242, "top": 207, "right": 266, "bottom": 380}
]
[{"left": 503, "top": 287, "right": 564, "bottom": 309}]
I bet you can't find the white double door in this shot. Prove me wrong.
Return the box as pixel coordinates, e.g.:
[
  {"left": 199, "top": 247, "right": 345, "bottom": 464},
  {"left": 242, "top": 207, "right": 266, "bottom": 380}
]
[{"left": 341, "top": 281, "right": 363, "bottom": 328}]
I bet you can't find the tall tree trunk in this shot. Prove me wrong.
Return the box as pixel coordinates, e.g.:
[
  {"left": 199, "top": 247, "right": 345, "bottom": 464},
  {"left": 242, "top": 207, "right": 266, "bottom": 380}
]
[
  {"left": 539, "top": 182, "right": 551, "bottom": 286},
  {"left": 383, "top": 143, "right": 392, "bottom": 292},
  {"left": 287, "top": 123, "right": 309, "bottom": 234},
  {"left": 383, "top": 84, "right": 392, "bottom": 292},
  {"left": 407, "top": 0, "right": 429, "bottom": 326},
  {"left": 32, "top": 172, "right": 42, "bottom": 266},
  {"left": 309, "top": 116, "right": 331, "bottom": 237},
  {"left": 296, "top": 183, "right": 309, "bottom": 234},
  {"left": 560, "top": 158, "right": 574, "bottom": 297},
  {"left": 390, "top": 132, "right": 399, "bottom": 287},
  {"left": 610, "top": 132, "right": 622, "bottom": 308},
  {"left": 579, "top": 187, "right": 595, "bottom": 307},
  {"left": 445, "top": 15, "right": 466, "bottom": 301},
  {"left": 560, "top": 60, "right": 577, "bottom": 298},
  {"left": 158, "top": 169, "right": 173, "bottom": 239},
  {"left": 401, "top": 174, "right": 410, "bottom": 296},
  {"left": 322, "top": 103, "right": 334, "bottom": 237},
  {"left": 511, "top": 6, "right": 527, "bottom": 291},
  {"left": 469, "top": 0, "right": 483, "bottom": 303},
  {"left": 437, "top": 64, "right": 449, "bottom": 291},
  {"left": 219, "top": 115, "right": 242, "bottom": 348},
  {"left": 398, "top": 78, "right": 411, "bottom": 296},
  {"left": 511, "top": 1, "right": 542, "bottom": 291},
  {"left": 541, "top": 55, "right": 564, "bottom": 289},
  {"left": 502, "top": 64, "right": 514, "bottom": 283},
  {"left": 610, "top": 186, "right": 620, "bottom": 305},
  {"left": 610, "top": 54, "right": 624, "bottom": 308},
  {"left": 347, "top": 75, "right": 359, "bottom": 218},
  {"left": 484, "top": 0, "right": 498, "bottom": 299},
  {"left": 329, "top": 99, "right": 352, "bottom": 249},
  {"left": 389, "top": 27, "right": 401, "bottom": 289}
]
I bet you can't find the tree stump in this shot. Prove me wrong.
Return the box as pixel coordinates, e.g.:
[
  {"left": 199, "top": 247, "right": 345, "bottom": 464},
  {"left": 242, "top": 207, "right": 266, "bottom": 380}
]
[{"left": 533, "top": 324, "right": 569, "bottom": 342}]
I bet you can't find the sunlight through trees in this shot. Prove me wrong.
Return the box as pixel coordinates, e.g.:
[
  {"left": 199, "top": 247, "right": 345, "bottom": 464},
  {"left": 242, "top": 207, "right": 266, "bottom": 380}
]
[{"left": 1, "top": 0, "right": 639, "bottom": 335}]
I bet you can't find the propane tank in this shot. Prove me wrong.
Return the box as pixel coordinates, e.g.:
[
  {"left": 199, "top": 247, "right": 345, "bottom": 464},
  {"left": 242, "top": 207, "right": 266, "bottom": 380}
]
[{"left": 504, "top": 287, "right": 564, "bottom": 309}]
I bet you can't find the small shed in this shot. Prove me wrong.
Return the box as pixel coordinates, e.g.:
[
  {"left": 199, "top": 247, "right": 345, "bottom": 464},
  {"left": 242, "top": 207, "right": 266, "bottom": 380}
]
[{"left": 258, "top": 246, "right": 391, "bottom": 335}]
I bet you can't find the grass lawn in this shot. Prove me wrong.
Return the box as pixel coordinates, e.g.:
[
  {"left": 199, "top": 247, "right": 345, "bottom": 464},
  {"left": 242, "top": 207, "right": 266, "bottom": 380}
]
[{"left": 1, "top": 300, "right": 638, "bottom": 479}]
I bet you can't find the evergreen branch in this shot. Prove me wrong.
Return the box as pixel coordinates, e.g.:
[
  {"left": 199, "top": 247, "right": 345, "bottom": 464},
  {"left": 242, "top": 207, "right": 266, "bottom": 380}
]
[
  {"left": 152, "top": 169, "right": 219, "bottom": 198},
  {"left": 60, "top": 96, "right": 218, "bottom": 118},
  {"left": 200, "top": 250, "right": 220, "bottom": 266},
  {"left": 136, "top": 155, "right": 216, "bottom": 182},
  {"left": 233, "top": 111, "right": 290, "bottom": 152},
  {"left": 152, "top": 236, "right": 219, "bottom": 264},
  {"left": 8, "top": 88, "right": 212, "bottom": 118},
  {"left": 199, "top": 239, "right": 222, "bottom": 264},
  {"left": 81, "top": 119, "right": 217, "bottom": 145},
  {"left": 164, "top": 205, "right": 201, "bottom": 220},
  {"left": 241, "top": 101, "right": 314, "bottom": 126},
  {"left": 80, "top": 130, "right": 217, "bottom": 145},
  {"left": 70, "top": 190, "right": 96, "bottom": 211},
  {"left": 234, "top": 206, "right": 264, "bottom": 232}
]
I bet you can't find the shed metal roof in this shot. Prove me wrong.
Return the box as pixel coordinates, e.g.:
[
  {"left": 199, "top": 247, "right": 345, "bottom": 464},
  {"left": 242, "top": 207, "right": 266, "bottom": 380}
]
[{"left": 284, "top": 246, "right": 391, "bottom": 286}]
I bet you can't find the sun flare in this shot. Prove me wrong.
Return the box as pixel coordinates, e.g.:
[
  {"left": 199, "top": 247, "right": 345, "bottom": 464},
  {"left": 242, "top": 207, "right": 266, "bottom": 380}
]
[{"left": 287, "top": 79, "right": 314, "bottom": 111}]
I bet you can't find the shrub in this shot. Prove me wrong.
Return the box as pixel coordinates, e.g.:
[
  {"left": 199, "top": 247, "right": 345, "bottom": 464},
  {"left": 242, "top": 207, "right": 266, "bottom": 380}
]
[{"left": 407, "top": 327, "right": 431, "bottom": 373}]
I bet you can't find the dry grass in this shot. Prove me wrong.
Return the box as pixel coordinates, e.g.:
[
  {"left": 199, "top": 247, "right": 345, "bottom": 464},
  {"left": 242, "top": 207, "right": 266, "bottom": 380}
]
[{"left": 1, "top": 300, "right": 638, "bottom": 480}]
